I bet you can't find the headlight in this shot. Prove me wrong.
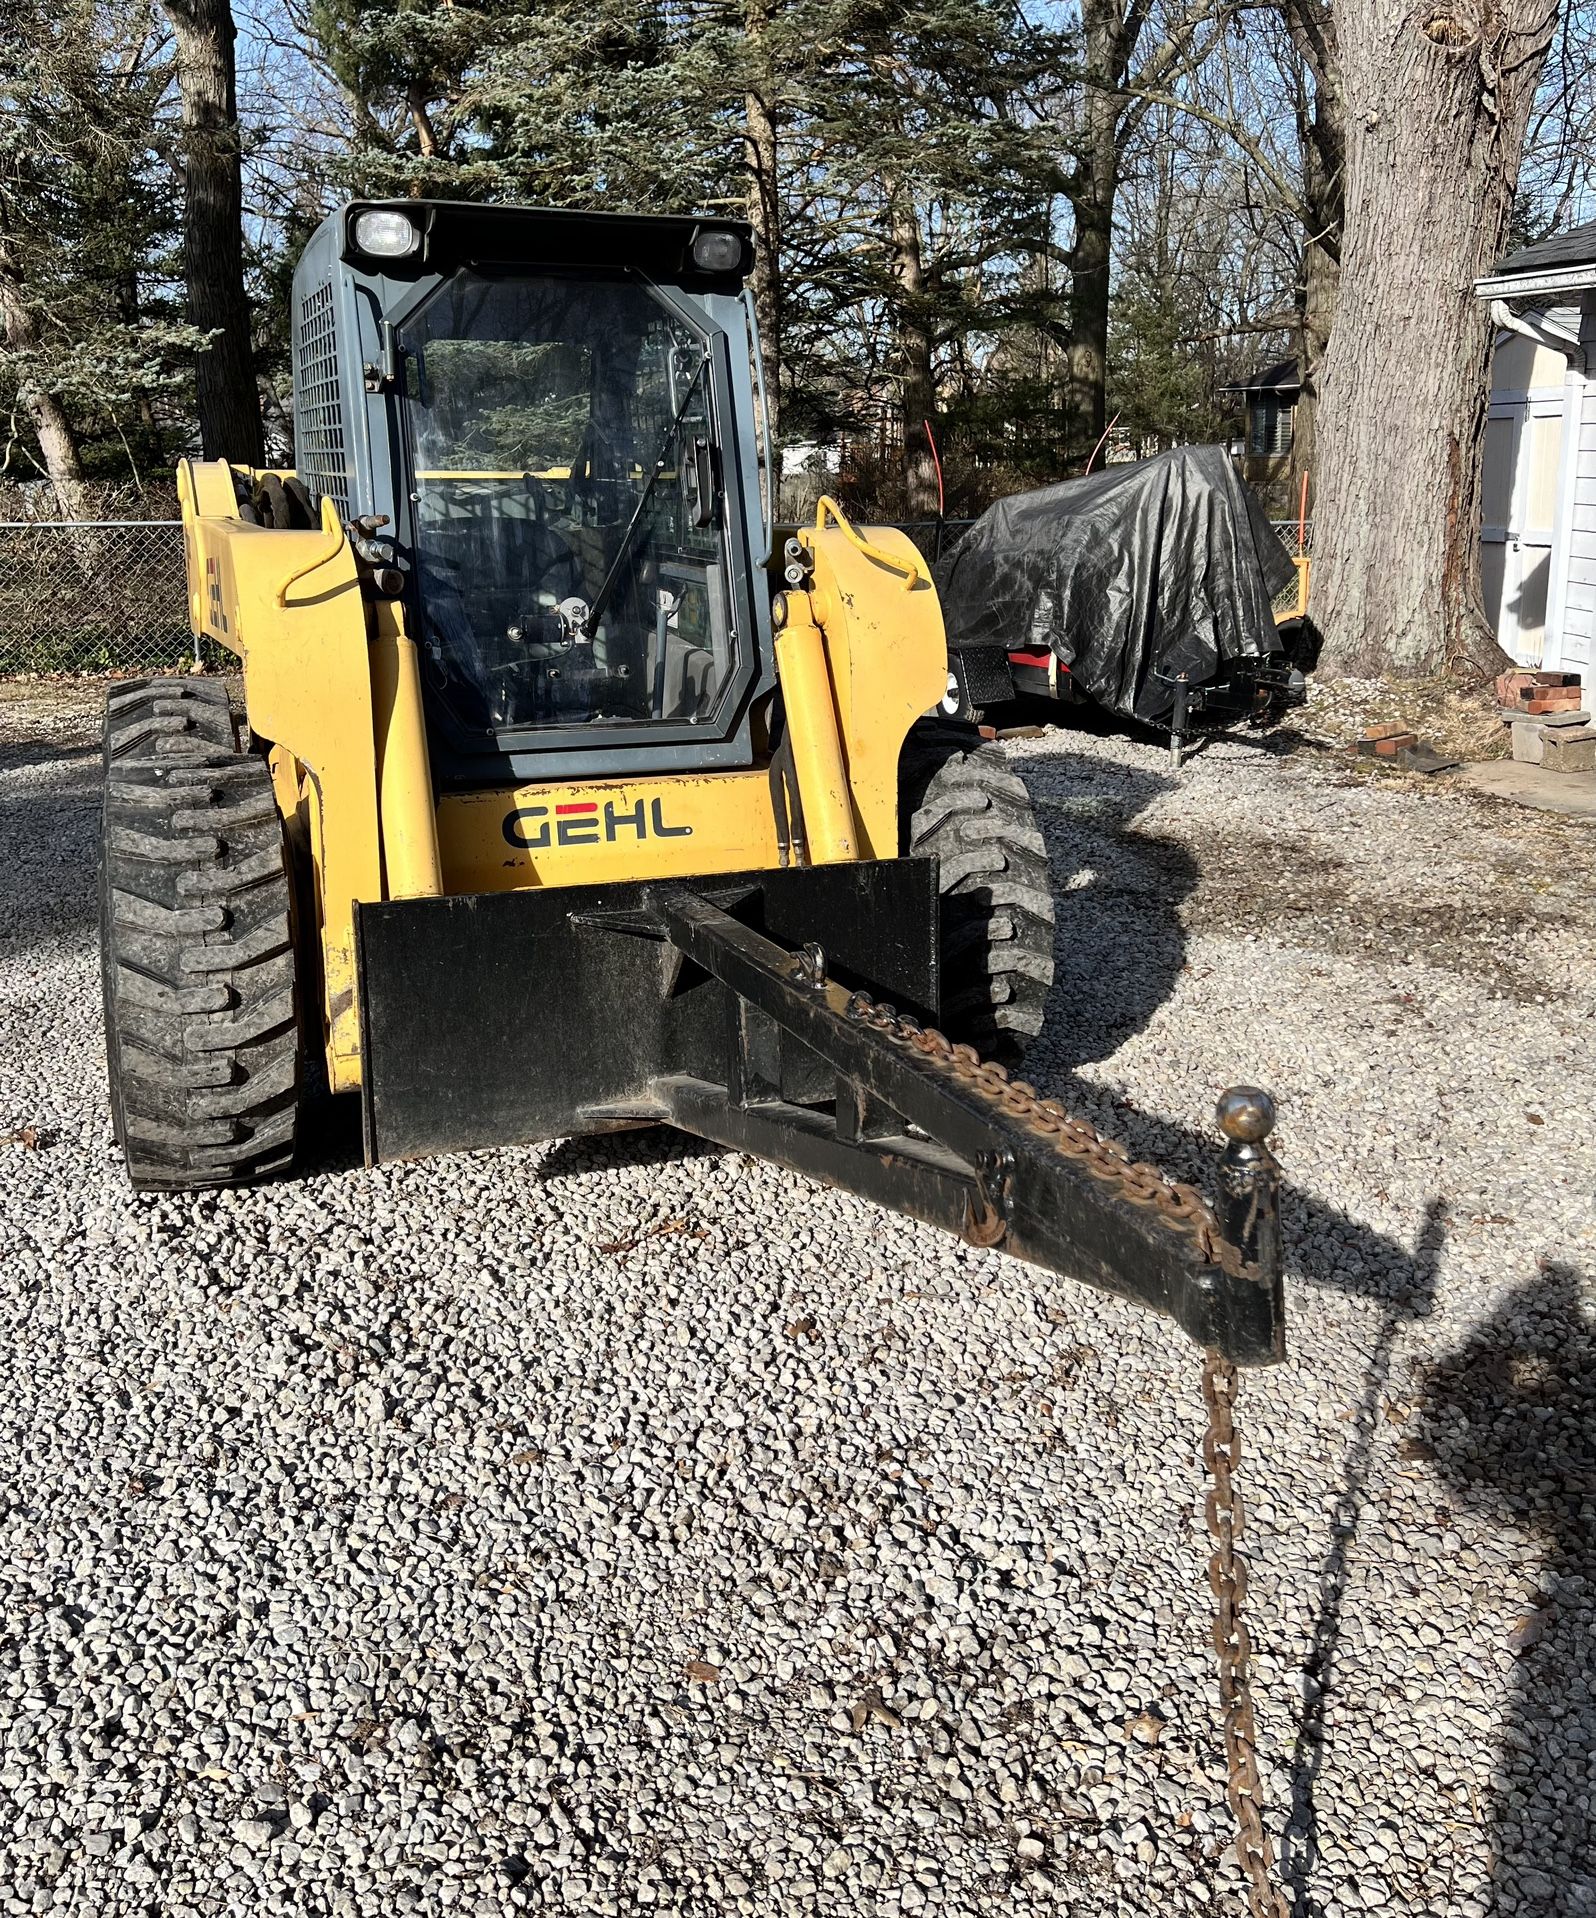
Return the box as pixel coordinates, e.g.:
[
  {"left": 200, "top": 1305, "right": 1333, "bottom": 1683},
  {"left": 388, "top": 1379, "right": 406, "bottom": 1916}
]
[
  {"left": 353, "top": 209, "right": 421, "bottom": 259},
  {"left": 690, "top": 227, "right": 743, "bottom": 274}
]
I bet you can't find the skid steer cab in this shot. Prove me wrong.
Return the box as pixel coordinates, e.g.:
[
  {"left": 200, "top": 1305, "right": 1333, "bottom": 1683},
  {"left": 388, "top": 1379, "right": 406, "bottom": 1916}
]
[{"left": 98, "top": 199, "right": 1285, "bottom": 1364}]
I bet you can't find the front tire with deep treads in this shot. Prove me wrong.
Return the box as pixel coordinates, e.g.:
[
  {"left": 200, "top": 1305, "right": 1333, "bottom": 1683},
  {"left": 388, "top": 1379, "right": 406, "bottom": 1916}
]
[
  {"left": 897, "top": 721, "right": 1058, "bottom": 1074},
  {"left": 900, "top": 719, "right": 1055, "bottom": 1066},
  {"left": 99, "top": 677, "right": 302, "bottom": 1190}
]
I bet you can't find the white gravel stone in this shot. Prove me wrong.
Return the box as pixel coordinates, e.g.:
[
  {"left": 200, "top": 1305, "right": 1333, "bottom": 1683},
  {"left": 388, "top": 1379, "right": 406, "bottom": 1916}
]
[{"left": 1, "top": 681, "right": 1593, "bottom": 1916}]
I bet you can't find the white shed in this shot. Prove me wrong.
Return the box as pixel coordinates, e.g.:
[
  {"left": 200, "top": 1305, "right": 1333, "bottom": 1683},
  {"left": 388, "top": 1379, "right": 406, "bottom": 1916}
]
[{"left": 1474, "top": 223, "right": 1596, "bottom": 674}]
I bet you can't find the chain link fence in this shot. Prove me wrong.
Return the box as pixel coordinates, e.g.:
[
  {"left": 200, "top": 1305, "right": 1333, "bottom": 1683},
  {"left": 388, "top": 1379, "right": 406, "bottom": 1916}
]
[
  {"left": 0, "top": 491, "right": 1313, "bottom": 678},
  {"left": 1270, "top": 519, "right": 1313, "bottom": 620},
  {"left": 0, "top": 517, "right": 219, "bottom": 676},
  {"left": 893, "top": 518, "right": 978, "bottom": 566}
]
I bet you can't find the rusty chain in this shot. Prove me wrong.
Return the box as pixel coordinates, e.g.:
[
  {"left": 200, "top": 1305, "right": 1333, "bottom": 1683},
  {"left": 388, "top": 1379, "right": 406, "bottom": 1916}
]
[
  {"left": 845, "top": 988, "right": 1286, "bottom": 1914},
  {"left": 1202, "top": 1349, "right": 1290, "bottom": 1918},
  {"left": 843, "top": 991, "right": 1245, "bottom": 1276}
]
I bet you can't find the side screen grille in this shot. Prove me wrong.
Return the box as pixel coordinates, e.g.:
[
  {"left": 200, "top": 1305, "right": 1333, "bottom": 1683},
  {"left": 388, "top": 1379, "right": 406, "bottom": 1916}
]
[{"left": 295, "top": 280, "right": 350, "bottom": 517}]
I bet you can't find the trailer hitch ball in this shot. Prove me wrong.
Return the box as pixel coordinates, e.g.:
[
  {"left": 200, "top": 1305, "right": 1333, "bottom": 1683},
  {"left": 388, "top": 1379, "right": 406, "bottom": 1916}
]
[
  {"left": 1216, "top": 1085, "right": 1274, "bottom": 1145},
  {"left": 1215, "top": 1086, "right": 1281, "bottom": 1283}
]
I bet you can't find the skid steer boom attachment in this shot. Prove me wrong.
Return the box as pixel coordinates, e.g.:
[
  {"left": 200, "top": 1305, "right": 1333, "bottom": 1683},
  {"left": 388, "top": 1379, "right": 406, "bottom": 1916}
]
[
  {"left": 354, "top": 864, "right": 1283, "bottom": 1365},
  {"left": 651, "top": 890, "right": 1283, "bottom": 1365}
]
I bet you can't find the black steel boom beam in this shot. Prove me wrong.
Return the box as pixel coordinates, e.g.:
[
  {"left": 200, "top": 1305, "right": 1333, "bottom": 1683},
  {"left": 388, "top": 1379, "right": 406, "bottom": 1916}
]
[{"left": 645, "top": 886, "right": 1285, "bottom": 1364}]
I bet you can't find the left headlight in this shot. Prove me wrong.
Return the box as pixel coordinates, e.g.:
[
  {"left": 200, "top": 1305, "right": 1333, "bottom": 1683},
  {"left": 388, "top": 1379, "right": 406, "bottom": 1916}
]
[{"left": 352, "top": 208, "right": 422, "bottom": 260}]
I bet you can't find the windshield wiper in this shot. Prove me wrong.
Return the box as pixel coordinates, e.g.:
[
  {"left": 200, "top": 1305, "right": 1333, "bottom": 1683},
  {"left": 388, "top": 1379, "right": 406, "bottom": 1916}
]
[{"left": 573, "top": 354, "right": 708, "bottom": 641}]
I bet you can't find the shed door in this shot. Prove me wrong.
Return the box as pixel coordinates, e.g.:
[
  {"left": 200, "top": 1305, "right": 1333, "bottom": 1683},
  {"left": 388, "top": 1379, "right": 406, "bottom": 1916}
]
[{"left": 1482, "top": 392, "right": 1564, "bottom": 666}]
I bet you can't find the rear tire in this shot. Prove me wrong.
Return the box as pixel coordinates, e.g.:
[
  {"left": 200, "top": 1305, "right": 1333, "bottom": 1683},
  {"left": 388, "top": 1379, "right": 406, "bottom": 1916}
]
[
  {"left": 99, "top": 678, "right": 302, "bottom": 1190},
  {"left": 899, "top": 719, "right": 1055, "bottom": 1065}
]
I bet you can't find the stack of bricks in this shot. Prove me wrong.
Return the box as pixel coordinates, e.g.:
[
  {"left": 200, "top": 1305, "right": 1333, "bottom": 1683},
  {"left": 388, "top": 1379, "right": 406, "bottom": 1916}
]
[
  {"left": 1355, "top": 722, "right": 1419, "bottom": 758},
  {"left": 1496, "top": 669, "right": 1584, "bottom": 715},
  {"left": 1497, "top": 670, "right": 1594, "bottom": 773},
  {"left": 1350, "top": 724, "right": 1459, "bottom": 772}
]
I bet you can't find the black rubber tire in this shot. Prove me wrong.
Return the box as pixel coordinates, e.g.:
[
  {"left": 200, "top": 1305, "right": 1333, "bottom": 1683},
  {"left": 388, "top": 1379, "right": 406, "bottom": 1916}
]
[
  {"left": 899, "top": 719, "right": 1055, "bottom": 1065},
  {"left": 251, "top": 473, "right": 318, "bottom": 531},
  {"left": 99, "top": 677, "right": 302, "bottom": 1190}
]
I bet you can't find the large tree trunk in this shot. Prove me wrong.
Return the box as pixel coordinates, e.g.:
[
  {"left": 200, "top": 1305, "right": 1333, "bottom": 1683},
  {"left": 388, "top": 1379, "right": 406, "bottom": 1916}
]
[
  {"left": 1064, "top": 178, "right": 1113, "bottom": 468},
  {"left": 744, "top": 0, "right": 783, "bottom": 502},
  {"left": 885, "top": 177, "right": 939, "bottom": 517},
  {"left": 1312, "top": 0, "right": 1555, "bottom": 677},
  {"left": 162, "top": 0, "right": 264, "bottom": 465},
  {"left": 0, "top": 248, "right": 88, "bottom": 517}
]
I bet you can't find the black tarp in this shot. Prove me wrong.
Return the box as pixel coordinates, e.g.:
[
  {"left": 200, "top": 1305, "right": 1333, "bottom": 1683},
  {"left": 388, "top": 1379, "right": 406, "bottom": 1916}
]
[{"left": 934, "top": 446, "right": 1298, "bottom": 724}]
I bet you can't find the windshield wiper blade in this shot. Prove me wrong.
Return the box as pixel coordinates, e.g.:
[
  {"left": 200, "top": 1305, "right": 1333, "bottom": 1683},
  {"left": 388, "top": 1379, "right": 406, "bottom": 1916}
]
[{"left": 580, "top": 355, "right": 707, "bottom": 639}]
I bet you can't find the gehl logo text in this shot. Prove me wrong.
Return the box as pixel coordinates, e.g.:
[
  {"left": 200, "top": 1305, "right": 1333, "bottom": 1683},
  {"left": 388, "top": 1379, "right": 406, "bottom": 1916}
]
[{"left": 502, "top": 797, "right": 694, "bottom": 850}]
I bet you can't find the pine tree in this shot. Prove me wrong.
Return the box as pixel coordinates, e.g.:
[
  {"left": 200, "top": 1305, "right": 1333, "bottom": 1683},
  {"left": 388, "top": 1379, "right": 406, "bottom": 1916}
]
[
  {"left": 786, "top": 0, "right": 1072, "bottom": 512},
  {"left": 308, "top": 0, "right": 524, "bottom": 197},
  {"left": 0, "top": 0, "right": 210, "bottom": 504}
]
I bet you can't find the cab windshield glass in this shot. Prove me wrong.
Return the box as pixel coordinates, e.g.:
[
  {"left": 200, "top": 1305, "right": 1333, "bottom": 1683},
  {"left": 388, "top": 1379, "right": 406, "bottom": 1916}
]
[{"left": 399, "top": 272, "right": 733, "bottom": 737}]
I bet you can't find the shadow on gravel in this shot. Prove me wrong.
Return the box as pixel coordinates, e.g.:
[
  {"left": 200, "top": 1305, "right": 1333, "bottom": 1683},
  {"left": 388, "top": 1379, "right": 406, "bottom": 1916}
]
[
  {"left": 0, "top": 739, "right": 98, "bottom": 775},
  {"left": 1017, "top": 1083, "right": 1472, "bottom": 1914},
  {"left": 994, "top": 696, "right": 1320, "bottom": 762},
  {"left": 1010, "top": 749, "right": 1195, "bottom": 1066},
  {"left": 1277, "top": 1196, "right": 1447, "bottom": 1910},
  {"left": 0, "top": 757, "right": 102, "bottom": 956},
  {"left": 537, "top": 1124, "right": 721, "bottom": 1183},
  {"left": 294, "top": 1095, "right": 722, "bottom": 1185},
  {"left": 1419, "top": 1262, "right": 1596, "bottom": 1915}
]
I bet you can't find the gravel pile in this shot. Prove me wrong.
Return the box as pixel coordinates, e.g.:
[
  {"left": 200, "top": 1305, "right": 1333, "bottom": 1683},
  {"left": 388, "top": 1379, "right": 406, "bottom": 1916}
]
[{"left": 2, "top": 683, "right": 1593, "bottom": 1918}]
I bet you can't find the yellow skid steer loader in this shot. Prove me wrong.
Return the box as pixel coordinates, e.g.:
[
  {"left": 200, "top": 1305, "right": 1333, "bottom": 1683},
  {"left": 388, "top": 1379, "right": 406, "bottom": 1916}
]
[{"left": 98, "top": 200, "right": 1283, "bottom": 1365}]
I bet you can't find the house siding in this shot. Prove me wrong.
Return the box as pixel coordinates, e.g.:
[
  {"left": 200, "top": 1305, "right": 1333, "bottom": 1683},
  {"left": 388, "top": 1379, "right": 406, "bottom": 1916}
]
[
  {"left": 1484, "top": 327, "right": 1571, "bottom": 662},
  {"left": 1542, "top": 303, "right": 1596, "bottom": 678},
  {"left": 1553, "top": 300, "right": 1596, "bottom": 668}
]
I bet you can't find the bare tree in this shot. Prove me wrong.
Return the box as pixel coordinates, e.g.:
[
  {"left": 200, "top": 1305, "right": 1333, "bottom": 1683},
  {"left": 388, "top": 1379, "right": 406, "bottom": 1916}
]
[
  {"left": 0, "top": 243, "right": 88, "bottom": 513},
  {"left": 1312, "top": 0, "right": 1559, "bottom": 676},
  {"left": 1049, "top": 0, "right": 1243, "bottom": 465},
  {"left": 1121, "top": 6, "right": 1338, "bottom": 489},
  {"left": 1109, "top": 97, "right": 1300, "bottom": 454},
  {"left": 883, "top": 168, "right": 940, "bottom": 515},
  {"left": 1278, "top": 0, "right": 1341, "bottom": 489},
  {"left": 1059, "top": 0, "right": 1127, "bottom": 464},
  {"left": 161, "top": 0, "right": 264, "bottom": 463},
  {"left": 1512, "top": 1, "right": 1596, "bottom": 235}
]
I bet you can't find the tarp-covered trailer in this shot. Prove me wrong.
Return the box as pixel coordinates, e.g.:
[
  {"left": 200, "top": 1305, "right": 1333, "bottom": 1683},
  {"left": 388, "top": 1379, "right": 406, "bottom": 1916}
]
[{"left": 936, "top": 446, "right": 1314, "bottom": 763}]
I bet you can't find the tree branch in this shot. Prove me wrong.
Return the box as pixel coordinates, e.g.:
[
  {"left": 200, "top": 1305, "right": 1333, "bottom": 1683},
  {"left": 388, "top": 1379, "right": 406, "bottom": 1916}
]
[{"left": 1127, "top": 86, "right": 1311, "bottom": 220}]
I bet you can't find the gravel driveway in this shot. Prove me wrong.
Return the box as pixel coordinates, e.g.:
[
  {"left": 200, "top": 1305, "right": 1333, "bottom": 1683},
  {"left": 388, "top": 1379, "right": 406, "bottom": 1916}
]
[{"left": 2, "top": 683, "right": 1593, "bottom": 1918}]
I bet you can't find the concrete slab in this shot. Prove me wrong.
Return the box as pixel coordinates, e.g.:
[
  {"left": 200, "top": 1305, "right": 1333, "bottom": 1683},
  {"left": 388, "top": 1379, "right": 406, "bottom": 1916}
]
[{"left": 1455, "top": 757, "right": 1596, "bottom": 818}]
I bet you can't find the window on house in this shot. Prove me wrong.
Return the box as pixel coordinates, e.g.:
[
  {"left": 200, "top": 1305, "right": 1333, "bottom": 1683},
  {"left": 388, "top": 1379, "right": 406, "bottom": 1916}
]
[{"left": 1247, "top": 396, "right": 1295, "bottom": 459}]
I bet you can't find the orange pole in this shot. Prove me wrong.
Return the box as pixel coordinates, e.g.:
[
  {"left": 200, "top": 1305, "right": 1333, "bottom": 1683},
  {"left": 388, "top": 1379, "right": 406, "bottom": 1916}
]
[{"left": 1297, "top": 470, "right": 1309, "bottom": 556}]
